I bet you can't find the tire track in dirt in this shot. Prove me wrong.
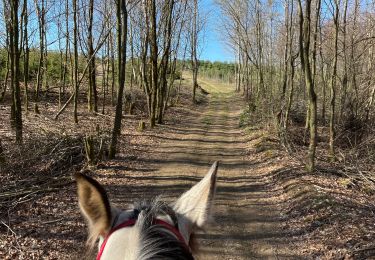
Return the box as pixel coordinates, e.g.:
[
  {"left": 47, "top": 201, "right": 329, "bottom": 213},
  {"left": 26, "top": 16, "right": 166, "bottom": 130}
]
[{"left": 122, "top": 84, "right": 299, "bottom": 259}]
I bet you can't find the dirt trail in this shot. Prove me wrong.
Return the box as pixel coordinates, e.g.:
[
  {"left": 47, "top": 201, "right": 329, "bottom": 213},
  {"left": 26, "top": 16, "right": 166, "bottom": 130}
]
[
  {"left": 2, "top": 77, "right": 374, "bottom": 259},
  {"left": 110, "top": 82, "right": 299, "bottom": 260}
]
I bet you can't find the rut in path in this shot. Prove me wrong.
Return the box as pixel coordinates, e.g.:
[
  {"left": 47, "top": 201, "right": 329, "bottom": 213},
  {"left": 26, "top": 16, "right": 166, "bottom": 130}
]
[{"left": 109, "top": 85, "right": 299, "bottom": 259}]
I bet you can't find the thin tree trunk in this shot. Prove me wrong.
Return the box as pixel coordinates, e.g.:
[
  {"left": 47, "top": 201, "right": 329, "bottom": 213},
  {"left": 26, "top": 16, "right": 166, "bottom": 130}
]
[
  {"left": 73, "top": 0, "right": 79, "bottom": 123},
  {"left": 43, "top": 21, "right": 48, "bottom": 91},
  {"left": 1, "top": 7, "right": 10, "bottom": 103},
  {"left": 102, "top": 48, "right": 106, "bottom": 114},
  {"left": 191, "top": 0, "right": 198, "bottom": 103},
  {"left": 58, "top": 15, "right": 63, "bottom": 109},
  {"left": 104, "top": 23, "right": 111, "bottom": 114},
  {"left": 298, "top": 0, "right": 317, "bottom": 172},
  {"left": 157, "top": 0, "right": 175, "bottom": 124},
  {"left": 319, "top": 17, "right": 326, "bottom": 124},
  {"left": 236, "top": 43, "right": 241, "bottom": 92},
  {"left": 9, "top": 0, "right": 23, "bottom": 143},
  {"left": 87, "top": 0, "right": 98, "bottom": 113},
  {"left": 284, "top": 0, "right": 295, "bottom": 129},
  {"left": 278, "top": 0, "right": 290, "bottom": 127},
  {"left": 339, "top": 0, "right": 349, "bottom": 122},
  {"left": 1, "top": 51, "right": 9, "bottom": 102},
  {"left": 109, "top": 0, "right": 127, "bottom": 158},
  {"left": 62, "top": 0, "right": 69, "bottom": 96},
  {"left": 329, "top": 0, "right": 339, "bottom": 160},
  {"left": 110, "top": 31, "right": 115, "bottom": 106},
  {"left": 256, "top": 0, "right": 264, "bottom": 99},
  {"left": 285, "top": 57, "right": 295, "bottom": 130},
  {"left": 21, "top": 0, "right": 29, "bottom": 113},
  {"left": 366, "top": 86, "right": 375, "bottom": 121},
  {"left": 149, "top": 0, "right": 158, "bottom": 127},
  {"left": 34, "top": 0, "right": 45, "bottom": 114}
]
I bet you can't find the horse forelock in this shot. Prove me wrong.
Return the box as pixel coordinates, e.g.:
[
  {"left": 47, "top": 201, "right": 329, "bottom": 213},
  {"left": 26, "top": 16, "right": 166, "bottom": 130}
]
[
  {"left": 99, "top": 198, "right": 194, "bottom": 260},
  {"left": 134, "top": 199, "right": 194, "bottom": 260}
]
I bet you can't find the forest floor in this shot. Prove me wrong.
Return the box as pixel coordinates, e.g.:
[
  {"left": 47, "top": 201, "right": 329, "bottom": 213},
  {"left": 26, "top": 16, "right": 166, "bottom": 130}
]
[{"left": 1, "top": 76, "right": 375, "bottom": 259}]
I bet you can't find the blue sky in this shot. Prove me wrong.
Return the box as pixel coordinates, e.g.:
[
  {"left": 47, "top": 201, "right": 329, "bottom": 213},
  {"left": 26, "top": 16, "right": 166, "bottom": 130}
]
[
  {"left": 26, "top": 0, "right": 234, "bottom": 63},
  {"left": 199, "top": 0, "right": 234, "bottom": 62}
]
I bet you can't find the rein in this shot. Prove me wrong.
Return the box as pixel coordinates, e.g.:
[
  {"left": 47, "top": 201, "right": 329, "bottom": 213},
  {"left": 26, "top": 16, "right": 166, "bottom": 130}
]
[{"left": 96, "top": 218, "right": 189, "bottom": 260}]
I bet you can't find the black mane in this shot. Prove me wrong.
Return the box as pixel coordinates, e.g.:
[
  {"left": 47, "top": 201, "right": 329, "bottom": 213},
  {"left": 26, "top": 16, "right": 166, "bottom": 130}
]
[{"left": 132, "top": 199, "right": 194, "bottom": 260}]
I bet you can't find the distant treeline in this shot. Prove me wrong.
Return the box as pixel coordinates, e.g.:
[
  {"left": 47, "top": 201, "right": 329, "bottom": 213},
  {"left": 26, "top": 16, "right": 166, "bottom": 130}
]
[
  {"left": 182, "top": 60, "right": 236, "bottom": 83},
  {"left": 0, "top": 50, "right": 235, "bottom": 85},
  {"left": 0, "top": 49, "right": 86, "bottom": 84}
]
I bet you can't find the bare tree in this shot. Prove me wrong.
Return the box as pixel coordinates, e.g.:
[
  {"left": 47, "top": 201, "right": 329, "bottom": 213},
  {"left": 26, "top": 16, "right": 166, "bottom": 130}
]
[
  {"left": 8, "top": 0, "right": 23, "bottom": 143},
  {"left": 157, "top": 0, "right": 175, "bottom": 123},
  {"left": 21, "top": 0, "right": 29, "bottom": 113},
  {"left": 298, "top": 0, "right": 317, "bottom": 172},
  {"left": 329, "top": 0, "right": 339, "bottom": 160},
  {"left": 87, "top": 0, "right": 98, "bottom": 113},
  {"left": 72, "top": 0, "right": 79, "bottom": 123},
  {"left": 108, "top": 0, "right": 128, "bottom": 158},
  {"left": 33, "top": 0, "right": 46, "bottom": 114},
  {"left": 191, "top": 0, "right": 198, "bottom": 103}
]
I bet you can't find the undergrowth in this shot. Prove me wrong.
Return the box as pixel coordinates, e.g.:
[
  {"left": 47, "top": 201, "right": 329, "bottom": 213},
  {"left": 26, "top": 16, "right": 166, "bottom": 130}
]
[{"left": 0, "top": 133, "right": 106, "bottom": 218}]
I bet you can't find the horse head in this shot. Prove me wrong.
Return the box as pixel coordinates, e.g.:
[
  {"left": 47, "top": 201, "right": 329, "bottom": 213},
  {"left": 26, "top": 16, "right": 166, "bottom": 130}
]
[{"left": 75, "top": 162, "right": 219, "bottom": 259}]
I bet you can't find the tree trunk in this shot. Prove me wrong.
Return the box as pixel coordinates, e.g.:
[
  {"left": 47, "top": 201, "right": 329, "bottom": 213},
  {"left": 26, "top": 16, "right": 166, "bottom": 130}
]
[
  {"left": 157, "top": 0, "right": 175, "bottom": 124},
  {"left": 110, "top": 31, "right": 116, "bottom": 106},
  {"left": 149, "top": 0, "right": 158, "bottom": 127},
  {"left": 34, "top": 0, "right": 45, "bottom": 114},
  {"left": 329, "top": 0, "right": 339, "bottom": 160},
  {"left": 278, "top": 0, "right": 290, "bottom": 127},
  {"left": 298, "top": 0, "right": 317, "bottom": 172},
  {"left": 339, "top": 0, "right": 349, "bottom": 122},
  {"left": 22, "top": 0, "right": 29, "bottom": 113},
  {"left": 62, "top": 0, "right": 70, "bottom": 97},
  {"left": 191, "top": 0, "right": 198, "bottom": 103},
  {"left": 1, "top": 8, "right": 10, "bottom": 103},
  {"left": 57, "top": 14, "right": 63, "bottom": 109},
  {"left": 319, "top": 18, "right": 326, "bottom": 124},
  {"left": 284, "top": 0, "right": 295, "bottom": 129},
  {"left": 1, "top": 51, "right": 9, "bottom": 102},
  {"left": 109, "top": 0, "right": 127, "bottom": 158},
  {"left": 87, "top": 0, "right": 98, "bottom": 113},
  {"left": 9, "top": 0, "right": 23, "bottom": 143},
  {"left": 73, "top": 0, "right": 79, "bottom": 123}
]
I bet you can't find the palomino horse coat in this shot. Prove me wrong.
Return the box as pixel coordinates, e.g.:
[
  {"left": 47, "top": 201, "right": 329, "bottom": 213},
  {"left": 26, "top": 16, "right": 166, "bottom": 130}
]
[{"left": 75, "top": 162, "right": 219, "bottom": 260}]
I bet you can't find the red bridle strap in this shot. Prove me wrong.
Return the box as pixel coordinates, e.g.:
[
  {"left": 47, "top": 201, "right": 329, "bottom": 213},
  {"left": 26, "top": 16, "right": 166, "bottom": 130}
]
[
  {"left": 152, "top": 219, "right": 188, "bottom": 247},
  {"left": 96, "top": 218, "right": 188, "bottom": 260},
  {"left": 97, "top": 219, "right": 137, "bottom": 260}
]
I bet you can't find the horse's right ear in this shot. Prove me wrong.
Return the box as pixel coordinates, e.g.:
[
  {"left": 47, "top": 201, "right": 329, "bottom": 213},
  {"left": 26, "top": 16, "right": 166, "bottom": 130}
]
[
  {"left": 74, "top": 172, "right": 112, "bottom": 244},
  {"left": 174, "top": 161, "right": 219, "bottom": 228}
]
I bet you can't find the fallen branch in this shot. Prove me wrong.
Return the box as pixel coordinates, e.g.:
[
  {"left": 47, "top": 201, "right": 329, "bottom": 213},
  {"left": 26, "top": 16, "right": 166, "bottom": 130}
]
[
  {"left": 0, "top": 220, "right": 21, "bottom": 250},
  {"left": 41, "top": 218, "right": 66, "bottom": 225},
  {"left": 0, "top": 220, "right": 17, "bottom": 237},
  {"left": 54, "top": 93, "right": 74, "bottom": 120}
]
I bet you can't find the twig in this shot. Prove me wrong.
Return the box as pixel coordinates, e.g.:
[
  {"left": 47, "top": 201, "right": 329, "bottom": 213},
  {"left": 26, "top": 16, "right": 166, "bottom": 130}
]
[
  {"left": 41, "top": 218, "right": 65, "bottom": 225},
  {"left": 94, "top": 111, "right": 114, "bottom": 119},
  {"left": 0, "top": 220, "right": 22, "bottom": 250},
  {"left": 54, "top": 93, "right": 74, "bottom": 120},
  {"left": 1, "top": 220, "right": 17, "bottom": 237},
  {"left": 54, "top": 30, "right": 111, "bottom": 120}
]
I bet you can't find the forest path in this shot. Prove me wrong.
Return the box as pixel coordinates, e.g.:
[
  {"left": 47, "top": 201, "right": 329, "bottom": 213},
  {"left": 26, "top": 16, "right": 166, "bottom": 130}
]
[{"left": 112, "top": 80, "right": 298, "bottom": 259}]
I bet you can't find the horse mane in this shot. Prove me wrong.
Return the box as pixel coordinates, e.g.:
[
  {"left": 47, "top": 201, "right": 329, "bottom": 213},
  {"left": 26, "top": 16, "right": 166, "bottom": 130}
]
[{"left": 132, "top": 199, "right": 195, "bottom": 260}]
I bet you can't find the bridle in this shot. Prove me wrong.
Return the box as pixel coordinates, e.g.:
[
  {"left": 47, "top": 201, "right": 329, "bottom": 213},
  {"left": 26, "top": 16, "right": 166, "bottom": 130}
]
[{"left": 96, "top": 217, "right": 189, "bottom": 260}]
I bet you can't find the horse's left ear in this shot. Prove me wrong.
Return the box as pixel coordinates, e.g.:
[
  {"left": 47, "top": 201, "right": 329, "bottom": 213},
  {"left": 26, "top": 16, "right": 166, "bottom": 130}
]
[
  {"left": 174, "top": 161, "right": 219, "bottom": 228},
  {"left": 75, "top": 172, "right": 112, "bottom": 244}
]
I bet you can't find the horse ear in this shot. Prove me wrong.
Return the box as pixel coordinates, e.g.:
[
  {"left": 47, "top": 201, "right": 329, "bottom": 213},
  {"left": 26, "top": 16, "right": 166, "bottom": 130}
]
[
  {"left": 174, "top": 161, "right": 219, "bottom": 228},
  {"left": 75, "top": 172, "right": 112, "bottom": 243}
]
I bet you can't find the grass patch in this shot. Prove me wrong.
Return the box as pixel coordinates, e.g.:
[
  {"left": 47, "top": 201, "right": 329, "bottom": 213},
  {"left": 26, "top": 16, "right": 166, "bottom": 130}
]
[
  {"left": 202, "top": 107, "right": 215, "bottom": 125},
  {"left": 202, "top": 117, "right": 213, "bottom": 125}
]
